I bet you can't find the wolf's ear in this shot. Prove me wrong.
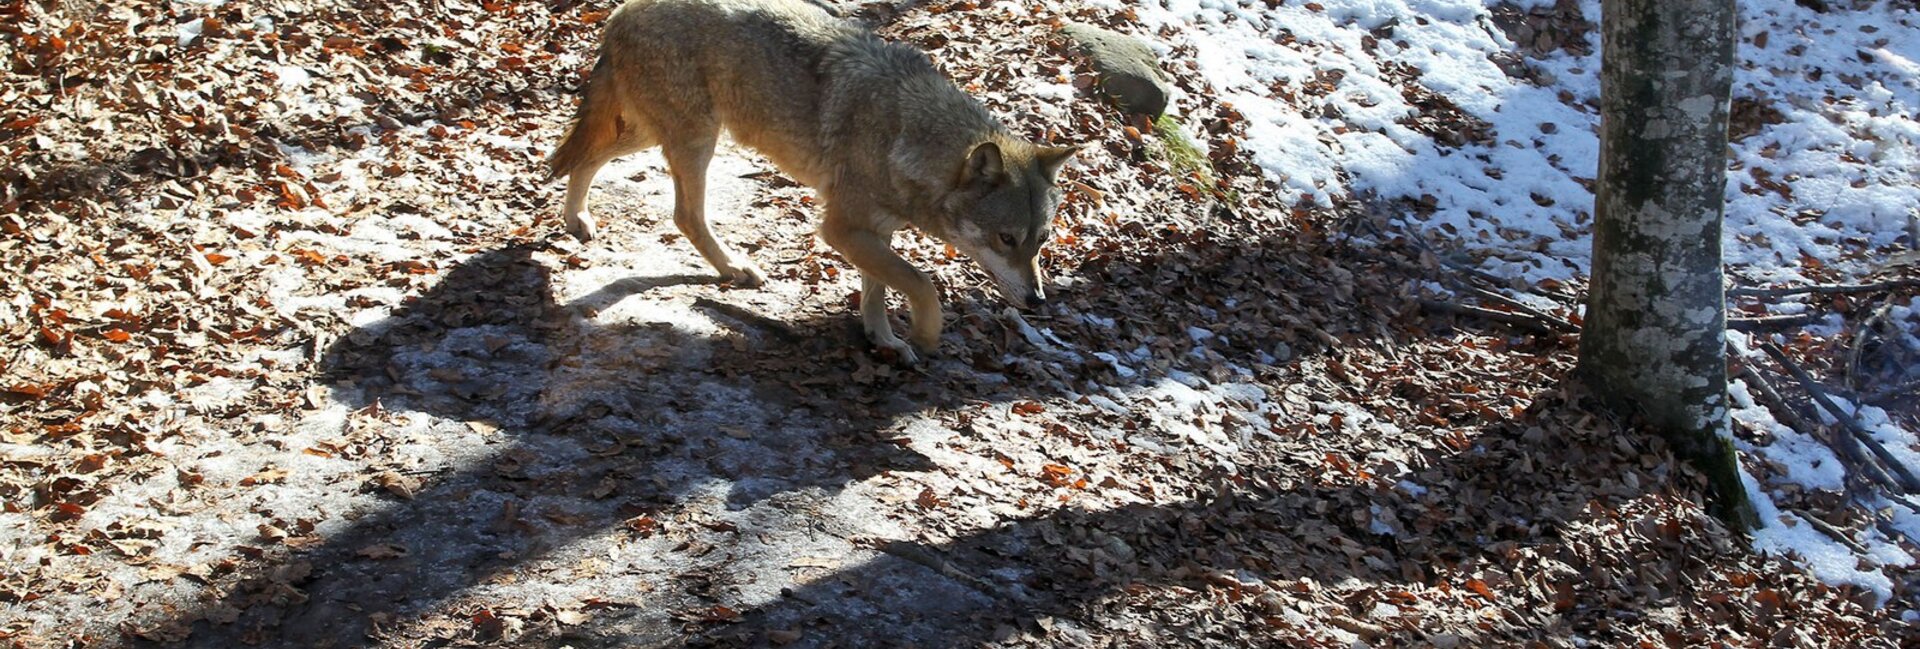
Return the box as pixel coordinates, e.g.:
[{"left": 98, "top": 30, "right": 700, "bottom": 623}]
[
  {"left": 960, "top": 141, "right": 1006, "bottom": 188},
  {"left": 1036, "top": 144, "right": 1080, "bottom": 179}
]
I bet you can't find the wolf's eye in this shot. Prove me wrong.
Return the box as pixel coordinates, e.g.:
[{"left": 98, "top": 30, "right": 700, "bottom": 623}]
[{"left": 998, "top": 233, "right": 1018, "bottom": 248}]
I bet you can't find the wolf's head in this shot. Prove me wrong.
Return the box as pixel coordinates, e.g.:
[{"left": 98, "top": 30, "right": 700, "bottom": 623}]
[{"left": 935, "top": 138, "right": 1078, "bottom": 310}]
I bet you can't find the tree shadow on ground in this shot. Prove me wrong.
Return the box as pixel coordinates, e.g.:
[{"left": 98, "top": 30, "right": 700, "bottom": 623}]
[
  {"left": 136, "top": 215, "right": 1841, "bottom": 648},
  {"left": 142, "top": 212, "right": 1393, "bottom": 647},
  {"left": 608, "top": 385, "right": 1789, "bottom": 648}
]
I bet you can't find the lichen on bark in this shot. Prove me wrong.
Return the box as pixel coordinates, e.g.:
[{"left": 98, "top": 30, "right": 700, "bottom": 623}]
[{"left": 1579, "top": 0, "right": 1760, "bottom": 529}]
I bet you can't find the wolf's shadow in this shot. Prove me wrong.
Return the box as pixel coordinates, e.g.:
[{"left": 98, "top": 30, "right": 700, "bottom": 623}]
[{"left": 168, "top": 243, "right": 951, "bottom": 645}]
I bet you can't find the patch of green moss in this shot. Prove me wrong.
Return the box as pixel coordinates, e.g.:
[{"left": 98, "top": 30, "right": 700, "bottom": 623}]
[{"left": 1152, "top": 113, "right": 1215, "bottom": 187}]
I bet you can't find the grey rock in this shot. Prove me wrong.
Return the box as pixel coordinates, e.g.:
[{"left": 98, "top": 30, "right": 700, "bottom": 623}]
[{"left": 1060, "top": 22, "right": 1174, "bottom": 117}]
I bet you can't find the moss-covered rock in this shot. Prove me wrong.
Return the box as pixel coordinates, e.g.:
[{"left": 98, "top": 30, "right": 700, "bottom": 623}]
[{"left": 1060, "top": 22, "right": 1174, "bottom": 118}]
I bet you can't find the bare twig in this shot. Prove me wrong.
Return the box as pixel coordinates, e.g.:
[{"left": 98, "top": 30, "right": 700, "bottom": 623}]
[
  {"left": 1328, "top": 616, "right": 1387, "bottom": 640},
  {"left": 1728, "top": 312, "right": 1823, "bottom": 331},
  {"left": 1734, "top": 360, "right": 1819, "bottom": 441},
  {"left": 1376, "top": 247, "right": 1579, "bottom": 337},
  {"left": 1737, "top": 356, "right": 1920, "bottom": 551},
  {"left": 1760, "top": 343, "right": 1920, "bottom": 493},
  {"left": 1887, "top": 492, "right": 1920, "bottom": 516},
  {"left": 1732, "top": 358, "right": 1897, "bottom": 498},
  {"left": 1355, "top": 206, "right": 1577, "bottom": 302},
  {"left": 1727, "top": 278, "right": 1920, "bottom": 299},
  {"left": 1874, "top": 512, "right": 1920, "bottom": 547},
  {"left": 862, "top": 538, "right": 1023, "bottom": 603},
  {"left": 1373, "top": 321, "right": 1402, "bottom": 363},
  {"left": 1867, "top": 378, "right": 1920, "bottom": 404},
  {"left": 1457, "top": 285, "right": 1581, "bottom": 333},
  {"left": 1419, "top": 300, "right": 1558, "bottom": 335},
  {"left": 1846, "top": 299, "right": 1895, "bottom": 393},
  {"left": 1735, "top": 354, "right": 1920, "bottom": 551},
  {"left": 1799, "top": 514, "right": 1868, "bottom": 554},
  {"left": 1355, "top": 212, "right": 1593, "bottom": 337}
]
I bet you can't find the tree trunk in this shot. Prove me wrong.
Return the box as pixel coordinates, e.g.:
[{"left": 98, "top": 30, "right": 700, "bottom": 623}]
[{"left": 1581, "top": 0, "right": 1759, "bottom": 529}]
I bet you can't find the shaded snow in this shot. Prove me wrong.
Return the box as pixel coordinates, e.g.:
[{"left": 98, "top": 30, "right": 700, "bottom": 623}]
[{"left": 1120, "top": 0, "right": 1920, "bottom": 601}]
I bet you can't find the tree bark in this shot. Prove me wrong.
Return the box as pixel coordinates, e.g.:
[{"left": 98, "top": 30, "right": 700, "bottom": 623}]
[{"left": 1581, "top": 0, "right": 1759, "bottom": 529}]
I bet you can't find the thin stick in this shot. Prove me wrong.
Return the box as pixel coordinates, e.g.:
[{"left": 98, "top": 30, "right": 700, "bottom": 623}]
[
  {"left": 1874, "top": 513, "right": 1920, "bottom": 547},
  {"left": 1734, "top": 361, "right": 1819, "bottom": 443},
  {"left": 1760, "top": 343, "right": 1920, "bottom": 492},
  {"left": 864, "top": 538, "right": 1020, "bottom": 603},
  {"left": 1419, "top": 300, "right": 1558, "bottom": 336},
  {"left": 1728, "top": 278, "right": 1920, "bottom": 299},
  {"left": 1799, "top": 514, "right": 1868, "bottom": 554},
  {"left": 1378, "top": 249, "right": 1577, "bottom": 336},
  {"left": 1867, "top": 379, "right": 1920, "bottom": 403},
  {"left": 1355, "top": 207, "right": 1576, "bottom": 302},
  {"left": 1732, "top": 358, "right": 1898, "bottom": 496},
  {"left": 1457, "top": 285, "right": 1581, "bottom": 333},
  {"left": 1846, "top": 299, "right": 1895, "bottom": 393},
  {"left": 1728, "top": 312, "right": 1822, "bottom": 331},
  {"left": 1888, "top": 492, "right": 1920, "bottom": 515},
  {"left": 1355, "top": 213, "right": 1588, "bottom": 335}
]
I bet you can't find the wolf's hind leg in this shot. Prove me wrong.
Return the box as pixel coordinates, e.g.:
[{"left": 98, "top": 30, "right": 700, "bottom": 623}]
[
  {"left": 662, "top": 133, "right": 766, "bottom": 287},
  {"left": 561, "top": 160, "right": 605, "bottom": 242},
  {"left": 559, "top": 129, "right": 654, "bottom": 243}
]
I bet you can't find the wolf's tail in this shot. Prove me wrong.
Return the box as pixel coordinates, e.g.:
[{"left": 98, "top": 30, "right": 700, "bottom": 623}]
[{"left": 546, "top": 56, "right": 620, "bottom": 181}]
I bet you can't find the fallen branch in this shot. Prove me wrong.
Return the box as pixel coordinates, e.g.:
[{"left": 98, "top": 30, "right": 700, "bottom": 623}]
[
  {"left": 1733, "top": 360, "right": 1820, "bottom": 446},
  {"left": 1357, "top": 216, "right": 1588, "bottom": 336},
  {"left": 1799, "top": 514, "right": 1868, "bottom": 555},
  {"left": 1355, "top": 208, "right": 1577, "bottom": 302},
  {"left": 1760, "top": 343, "right": 1920, "bottom": 493},
  {"left": 1887, "top": 492, "right": 1920, "bottom": 516},
  {"left": 1874, "top": 512, "right": 1920, "bottom": 547},
  {"left": 1328, "top": 615, "right": 1387, "bottom": 641},
  {"left": 1419, "top": 300, "right": 1559, "bottom": 335},
  {"left": 1846, "top": 299, "right": 1895, "bottom": 392},
  {"left": 1728, "top": 312, "right": 1823, "bottom": 331},
  {"left": 1375, "top": 247, "right": 1579, "bottom": 336},
  {"left": 1732, "top": 358, "right": 1896, "bottom": 502},
  {"left": 1457, "top": 285, "right": 1581, "bottom": 333},
  {"left": 1867, "top": 378, "right": 1920, "bottom": 404},
  {"left": 1733, "top": 356, "right": 1920, "bottom": 554},
  {"left": 1728, "top": 278, "right": 1920, "bottom": 299}
]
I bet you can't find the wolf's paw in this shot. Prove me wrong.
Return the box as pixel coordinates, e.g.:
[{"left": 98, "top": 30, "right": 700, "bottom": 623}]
[
  {"left": 563, "top": 211, "right": 597, "bottom": 243},
  {"left": 720, "top": 263, "right": 767, "bottom": 288},
  {"left": 870, "top": 333, "right": 921, "bottom": 365},
  {"left": 909, "top": 328, "right": 940, "bottom": 357}
]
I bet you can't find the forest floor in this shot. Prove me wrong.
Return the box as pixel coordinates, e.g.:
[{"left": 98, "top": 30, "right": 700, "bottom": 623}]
[{"left": 2, "top": 0, "right": 1917, "bottom": 647}]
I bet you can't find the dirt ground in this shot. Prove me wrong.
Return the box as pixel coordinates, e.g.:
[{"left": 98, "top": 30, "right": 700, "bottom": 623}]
[{"left": 1, "top": 0, "right": 1912, "bottom": 647}]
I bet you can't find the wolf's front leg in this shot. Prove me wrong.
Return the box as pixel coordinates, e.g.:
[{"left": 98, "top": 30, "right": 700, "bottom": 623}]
[
  {"left": 860, "top": 275, "right": 916, "bottom": 363},
  {"left": 822, "top": 214, "right": 942, "bottom": 361}
]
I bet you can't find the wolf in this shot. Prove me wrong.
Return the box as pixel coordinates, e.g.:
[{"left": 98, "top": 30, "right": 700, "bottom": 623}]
[{"left": 547, "top": 0, "right": 1077, "bottom": 363}]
